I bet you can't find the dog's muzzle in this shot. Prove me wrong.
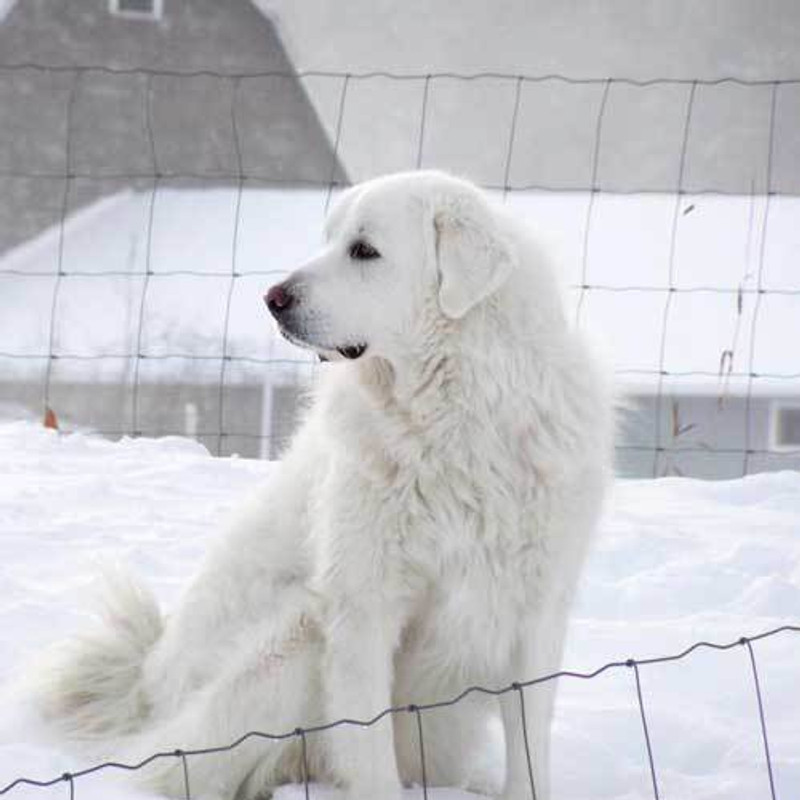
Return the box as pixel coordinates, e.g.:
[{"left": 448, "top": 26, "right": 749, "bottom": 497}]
[{"left": 263, "top": 281, "right": 367, "bottom": 361}]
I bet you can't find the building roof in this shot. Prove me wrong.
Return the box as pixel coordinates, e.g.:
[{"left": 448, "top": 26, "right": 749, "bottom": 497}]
[
  {"left": 0, "top": 0, "right": 346, "bottom": 254},
  {"left": 0, "top": 0, "right": 284, "bottom": 74},
  {"left": 0, "top": 187, "right": 323, "bottom": 384}
]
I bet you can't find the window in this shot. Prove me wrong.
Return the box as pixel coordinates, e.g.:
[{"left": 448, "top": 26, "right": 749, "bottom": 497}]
[
  {"left": 109, "top": 0, "right": 163, "bottom": 21},
  {"left": 771, "top": 404, "right": 800, "bottom": 451}
]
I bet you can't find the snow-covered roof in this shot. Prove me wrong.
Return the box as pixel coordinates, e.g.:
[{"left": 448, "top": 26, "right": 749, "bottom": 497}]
[
  {"left": 0, "top": 187, "right": 325, "bottom": 384},
  {"left": 508, "top": 191, "right": 800, "bottom": 398},
  {"left": 1, "top": 187, "right": 798, "bottom": 397}
]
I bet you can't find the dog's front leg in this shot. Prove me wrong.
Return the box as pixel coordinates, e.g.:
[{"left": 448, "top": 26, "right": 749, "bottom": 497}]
[
  {"left": 313, "top": 460, "right": 418, "bottom": 800},
  {"left": 322, "top": 595, "right": 406, "bottom": 800},
  {"left": 499, "top": 611, "right": 569, "bottom": 800},
  {"left": 499, "top": 680, "right": 553, "bottom": 800}
]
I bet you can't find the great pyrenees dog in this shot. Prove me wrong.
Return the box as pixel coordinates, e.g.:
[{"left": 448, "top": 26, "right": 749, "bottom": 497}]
[{"left": 37, "top": 171, "right": 613, "bottom": 800}]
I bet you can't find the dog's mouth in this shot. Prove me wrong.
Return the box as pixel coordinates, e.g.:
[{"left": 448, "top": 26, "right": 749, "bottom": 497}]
[
  {"left": 278, "top": 326, "right": 367, "bottom": 363},
  {"left": 336, "top": 344, "right": 367, "bottom": 360}
]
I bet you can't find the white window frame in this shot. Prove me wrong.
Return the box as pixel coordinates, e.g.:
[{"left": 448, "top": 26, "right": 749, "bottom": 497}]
[
  {"left": 109, "top": 0, "right": 163, "bottom": 21},
  {"left": 769, "top": 402, "right": 800, "bottom": 452}
]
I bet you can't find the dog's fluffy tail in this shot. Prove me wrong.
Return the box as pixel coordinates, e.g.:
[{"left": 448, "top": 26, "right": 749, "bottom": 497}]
[{"left": 34, "top": 567, "right": 163, "bottom": 743}]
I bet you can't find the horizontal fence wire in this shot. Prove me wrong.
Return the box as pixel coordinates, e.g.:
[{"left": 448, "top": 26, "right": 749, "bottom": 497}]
[
  {"left": 1, "top": 63, "right": 800, "bottom": 84},
  {"left": 0, "top": 65, "right": 799, "bottom": 473},
  {"left": 0, "top": 624, "right": 797, "bottom": 798},
  {"left": 2, "top": 172, "right": 800, "bottom": 197}
]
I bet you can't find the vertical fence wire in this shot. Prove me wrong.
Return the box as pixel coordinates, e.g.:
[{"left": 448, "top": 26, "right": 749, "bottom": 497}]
[
  {"left": 324, "top": 74, "right": 350, "bottom": 215},
  {"left": 513, "top": 682, "right": 538, "bottom": 800},
  {"left": 575, "top": 77, "right": 612, "bottom": 326},
  {"left": 651, "top": 80, "right": 697, "bottom": 478},
  {"left": 743, "top": 82, "right": 779, "bottom": 477},
  {"left": 742, "top": 638, "right": 778, "bottom": 800},
  {"left": 61, "top": 773, "right": 74, "bottom": 800},
  {"left": 502, "top": 76, "right": 524, "bottom": 203},
  {"left": 130, "top": 72, "right": 160, "bottom": 438},
  {"left": 720, "top": 179, "right": 758, "bottom": 407},
  {"left": 416, "top": 75, "right": 432, "bottom": 170},
  {"left": 175, "top": 749, "right": 192, "bottom": 800},
  {"left": 42, "top": 70, "right": 79, "bottom": 418},
  {"left": 297, "top": 728, "right": 310, "bottom": 800},
  {"left": 216, "top": 75, "right": 245, "bottom": 456},
  {"left": 628, "top": 660, "right": 660, "bottom": 800},
  {"left": 408, "top": 705, "right": 429, "bottom": 800}
]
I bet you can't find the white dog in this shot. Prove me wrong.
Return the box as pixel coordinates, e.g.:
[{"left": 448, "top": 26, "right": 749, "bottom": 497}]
[{"left": 37, "top": 171, "right": 613, "bottom": 800}]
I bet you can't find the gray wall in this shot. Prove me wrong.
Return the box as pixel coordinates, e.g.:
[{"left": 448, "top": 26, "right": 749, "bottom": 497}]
[
  {"left": 0, "top": 0, "right": 343, "bottom": 458},
  {"left": 1, "top": 378, "right": 265, "bottom": 458},
  {"left": 3, "top": 1, "right": 798, "bottom": 473},
  {"left": 1, "top": 0, "right": 287, "bottom": 73},
  {"left": 619, "top": 394, "right": 800, "bottom": 478},
  {"left": 265, "top": 0, "right": 800, "bottom": 194},
  {"left": 268, "top": 0, "right": 800, "bottom": 81},
  {"left": 313, "top": 75, "right": 800, "bottom": 193}
]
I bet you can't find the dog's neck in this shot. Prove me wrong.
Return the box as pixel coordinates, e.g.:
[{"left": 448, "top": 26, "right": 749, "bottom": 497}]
[
  {"left": 357, "top": 299, "right": 524, "bottom": 436},
  {"left": 331, "top": 260, "right": 607, "bottom": 490}
]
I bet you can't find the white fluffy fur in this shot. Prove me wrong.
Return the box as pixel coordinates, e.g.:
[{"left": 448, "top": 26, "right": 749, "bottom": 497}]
[{"left": 36, "top": 172, "right": 613, "bottom": 800}]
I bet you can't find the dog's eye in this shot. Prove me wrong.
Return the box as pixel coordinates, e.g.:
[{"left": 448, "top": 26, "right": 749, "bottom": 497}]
[{"left": 349, "top": 240, "right": 381, "bottom": 261}]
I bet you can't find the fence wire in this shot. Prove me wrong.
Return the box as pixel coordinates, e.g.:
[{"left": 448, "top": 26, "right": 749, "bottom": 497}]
[
  {"left": 0, "top": 66, "right": 799, "bottom": 475},
  {"left": 0, "top": 624, "right": 796, "bottom": 799}
]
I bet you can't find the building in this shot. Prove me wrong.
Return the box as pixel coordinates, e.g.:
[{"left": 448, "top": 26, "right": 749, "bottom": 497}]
[
  {"left": 1, "top": 0, "right": 798, "bottom": 474},
  {"left": 509, "top": 190, "right": 800, "bottom": 478},
  {"left": 0, "top": 186, "right": 332, "bottom": 457},
  {"left": 0, "top": 0, "right": 344, "bottom": 457}
]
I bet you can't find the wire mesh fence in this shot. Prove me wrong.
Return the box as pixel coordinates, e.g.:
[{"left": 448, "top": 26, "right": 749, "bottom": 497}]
[
  {"left": 0, "top": 624, "right": 796, "bottom": 799},
  {"left": 1, "top": 59, "right": 799, "bottom": 800},
  {"left": 1, "top": 65, "right": 799, "bottom": 476}
]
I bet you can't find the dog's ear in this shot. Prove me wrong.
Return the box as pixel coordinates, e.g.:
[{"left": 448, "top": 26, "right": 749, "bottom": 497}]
[{"left": 433, "top": 191, "right": 516, "bottom": 319}]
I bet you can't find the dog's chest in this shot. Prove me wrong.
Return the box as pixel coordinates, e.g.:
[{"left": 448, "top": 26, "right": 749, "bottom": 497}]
[
  {"left": 394, "top": 423, "right": 570, "bottom": 641},
  {"left": 400, "top": 536, "right": 546, "bottom": 679},
  {"left": 397, "top": 443, "right": 545, "bottom": 557},
  {"left": 396, "top": 460, "right": 551, "bottom": 638}
]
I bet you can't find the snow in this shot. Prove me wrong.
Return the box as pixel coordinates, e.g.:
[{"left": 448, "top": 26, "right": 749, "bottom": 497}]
[
  {"left": 0, "top": 422, "right": 798, "bottom": 800},
  {"left": 2, "top": 188, "right": 799, "bottom": 397}
]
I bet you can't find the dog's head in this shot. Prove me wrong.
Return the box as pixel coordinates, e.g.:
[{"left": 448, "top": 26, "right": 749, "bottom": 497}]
[{"left": 264, "top": 171, "right": 517, "bottom": 364}]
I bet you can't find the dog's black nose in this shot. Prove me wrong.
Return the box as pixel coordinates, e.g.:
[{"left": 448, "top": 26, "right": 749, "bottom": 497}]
[{"left": 264, "top": 283, "right": 294, "bottom": 315}]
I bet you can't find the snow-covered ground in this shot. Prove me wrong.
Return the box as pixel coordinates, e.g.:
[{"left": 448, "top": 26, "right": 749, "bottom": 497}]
[{"left": 0, "top": 422, "right": 798, "bottom": 800}]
